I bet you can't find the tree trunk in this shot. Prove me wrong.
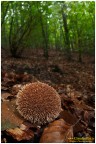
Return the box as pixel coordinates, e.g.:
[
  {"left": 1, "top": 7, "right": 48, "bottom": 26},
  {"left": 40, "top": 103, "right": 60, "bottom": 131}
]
[
  {"left": 1, "top": 2, "right": 9, "bottom": 27},
  {"left": 78, "top": 39, "right": 82, "bottom": 62},
  {"left": 9, "top": 14, "right": 33, "bottom": 58},
  {"left": 62, "top": 5, "right": 71, "bottom": 61},
  {"left": 37, "top": 4, "right": 49, "bottom": 59},
  {"left": 41, "top": 15, "right": 49, "bottom": 59}
]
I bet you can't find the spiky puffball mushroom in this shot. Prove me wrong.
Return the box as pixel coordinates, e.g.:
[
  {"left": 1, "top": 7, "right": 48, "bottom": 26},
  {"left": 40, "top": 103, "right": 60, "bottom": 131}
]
[{"left": 16, "top": 82, "right": 61, "bottom": 125}]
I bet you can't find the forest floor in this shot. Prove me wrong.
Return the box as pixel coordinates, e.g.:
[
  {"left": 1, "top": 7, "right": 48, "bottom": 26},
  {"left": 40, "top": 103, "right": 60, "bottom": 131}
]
[{"left": 1, "top": 49, "right": 95, "bottom": 143}]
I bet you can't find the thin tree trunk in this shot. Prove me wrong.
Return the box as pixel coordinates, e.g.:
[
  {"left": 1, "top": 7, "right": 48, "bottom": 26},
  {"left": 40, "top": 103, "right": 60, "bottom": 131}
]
[
  {"left": 9, "top": 14, "right": 34, "bottom": 57},
  {"left": 37, "top": 4, "right": 49, "bottom": 59},
  {"left": 1, "top": 2, "right": 9, "bottom": 27},
  {"left": 40, "top": 14, "right": 49, "bottom": 59},
  {"left": 61, "top": 4, "right": 71, "bottom": 60},
  {"left": 78, "top": 38, "right": 82, "bottom": 62}
]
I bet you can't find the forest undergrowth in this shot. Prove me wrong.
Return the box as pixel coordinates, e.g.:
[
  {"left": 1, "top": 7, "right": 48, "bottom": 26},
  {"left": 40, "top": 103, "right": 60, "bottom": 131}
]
[{"left": 1, "top": 49, "right": 95, "bottom": 143}]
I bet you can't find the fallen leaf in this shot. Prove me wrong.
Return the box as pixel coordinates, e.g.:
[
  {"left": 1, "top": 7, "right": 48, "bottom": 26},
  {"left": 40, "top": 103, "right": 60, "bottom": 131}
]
[
  {"left": 11, "top": 84, "right": 23, "bottom": 95},
  {"left": 20, "top": 124, "right": 28, "bottom": 131},
  {"left": 76, "top": 100, "right": 94, "bottom": 111},
  {"left": 1, "top": 100, "right": 23, "bottom": 131},
  {"left": 1, "top": 85, "right": 8, "bottom": 91},
  {"left": 69, "top": 90, "right": 94, "bottom": 111},
  {"left": 60, "top": 110, "right": 77, "bottom": 125},
  {"left": 22, "top": 73, "right": 32, "bottom": 82},
  {"left": 1, "top": 92, "right": 12, "bottom": 100},
  {"left": 3, "top": 72, "right": 16, "bottom": 84},
  {"left": 6, "top": 127, "right": 34, "bottom": 141},
  {"left": 40, "top": 119, "right": 73, "bottom": 143}
]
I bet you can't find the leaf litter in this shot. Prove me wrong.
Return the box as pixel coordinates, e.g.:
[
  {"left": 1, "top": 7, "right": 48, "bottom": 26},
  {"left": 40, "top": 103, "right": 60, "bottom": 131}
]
[{"left": 1, "top": 51, "right": 95, "bottom": 143}]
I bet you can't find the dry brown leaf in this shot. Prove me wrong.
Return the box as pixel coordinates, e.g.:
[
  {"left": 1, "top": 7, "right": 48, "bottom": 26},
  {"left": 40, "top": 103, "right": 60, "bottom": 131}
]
[
  {"left": 20, "top": 124, "right": 28, "bottom": 131},
  {"left": 75, "top": 100, "right": 94, "bottom": 111},
  {"left": 1, "top": 85, "right": 8, "bottom": 91},
  {"left": 3, "top": 72, "right": 16, "bottom": 83},
  {"left": 11, "top": 84, "right": 23, "bottom": 95},
  {"left": 40, "top": 119, "right": 73, "bottom": 143},
  {"left": 60, "top": 110, "right": 78, "bottom": 125},
  {"left": 84, "top": 111, "right": 89, "bottom": 123},
  {"left": 22, "top": 73, "right": 32, "bottom": 82},
  {"left": 69, "top": 90, "right": 94, "bottom": 111},
  {"left": 6, "top": 127, "right": 34, "bottom": 141},
  {"left": 85, "top": 111, "right": 94, "bottom": 121},
  {"left": 83, "top": 111, "right": 95, "bottom": 128},
  {"left": 60, "top": 110, "right": 85, "bottom": 134},
  {"left": 1, "top": 92, "right": 12, "bottom": 100},
  {"left": 1, "top": 100, "right": 23, "bottom": 131}
]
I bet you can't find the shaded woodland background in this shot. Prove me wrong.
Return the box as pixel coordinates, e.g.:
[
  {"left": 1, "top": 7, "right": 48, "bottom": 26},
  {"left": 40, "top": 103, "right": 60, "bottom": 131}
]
[
  {"left": 1, "top": 1, "right": 95, "bottom": 61},
  {"left": 1, "top": 1, "right": 95, "bottom": 143}
]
